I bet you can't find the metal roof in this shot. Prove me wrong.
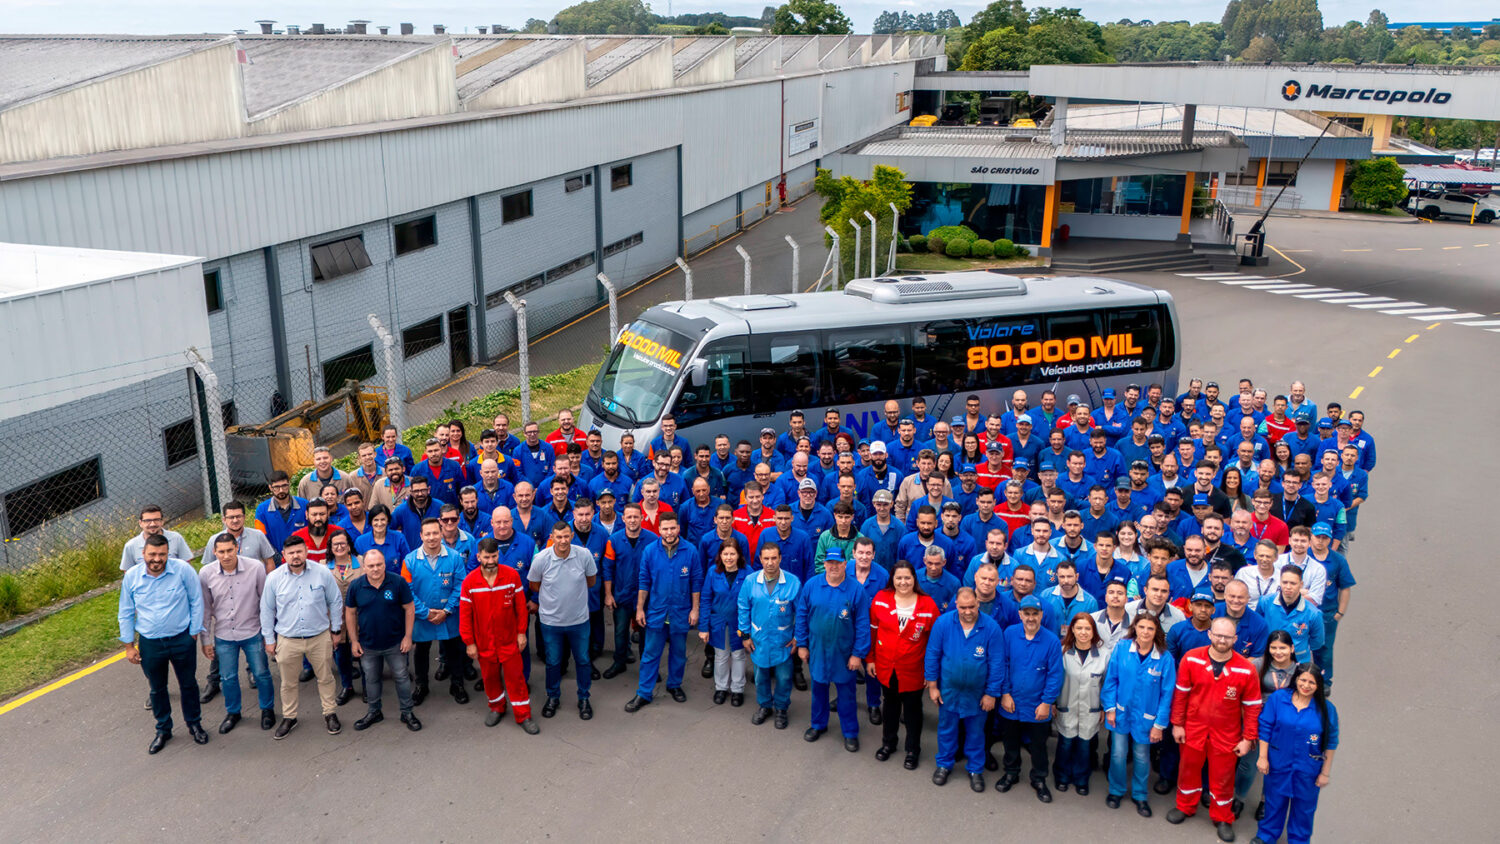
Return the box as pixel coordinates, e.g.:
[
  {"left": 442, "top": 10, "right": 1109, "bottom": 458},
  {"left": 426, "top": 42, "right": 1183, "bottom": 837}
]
[
  {"left": 672, "top": 37, "right": 723, "bottom": 77},
  {"left": 734, "top": 36, "right": 776, "bottom": 69},
  {"left": 239, "top": 35, "right": 442, "bottom": 117},
  {"left": 850, "top": 126, "right": 1244, "bottom": 161},
  {"left": 781, "top": 35, "right": 817, "bottom": 61},
  {"left": 1402, "top": 165, "right": 1500, "bottom": 185},
  {"left": 0, "top": 241, "right": 199, "bottom": 301},
  {"left": 585, "top": 37, "right": 662, "bottom": 87},
  {"left": 457, "top": 37, "right": 573, "bottom": 101},
  {"left": 0, "top": 34, "right": 227, "bottom": 112},
  {"left": 1064, "top": 104, "right": 1362, "bottom": 139}
]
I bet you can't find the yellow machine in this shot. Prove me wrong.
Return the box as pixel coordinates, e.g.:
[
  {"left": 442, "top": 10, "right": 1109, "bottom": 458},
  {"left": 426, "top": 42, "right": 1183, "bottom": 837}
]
[
  {"left": 1012, "top": 118, "right": 1037, "bottom": 128},
  {"left": 224, "top": 380, "right": 389, "bottom": 487},
  {"left": 909, "top": 114, "right": 938, "bottom": 127}
]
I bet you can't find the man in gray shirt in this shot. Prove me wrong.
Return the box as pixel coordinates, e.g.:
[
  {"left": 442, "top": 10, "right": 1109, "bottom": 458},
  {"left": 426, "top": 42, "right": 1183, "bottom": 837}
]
[
  {"left": 198, "top": 534, "right": 274, "bottom": 733},
  {"left": 200, "top": 501, "right": 276, "bottom": 572},
  {"left": 121, "top": 504, "right": 194, "bottom": 571},
  {"left": 260, "top": 535, "right": 344, "bottom": 739},
  {"left": 527, "top": 522, "right": 598, "bottom": 720}
]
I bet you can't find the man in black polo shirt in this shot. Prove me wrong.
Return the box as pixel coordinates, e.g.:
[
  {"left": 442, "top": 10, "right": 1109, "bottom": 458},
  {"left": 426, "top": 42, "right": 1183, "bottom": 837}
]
[{"left": 343, "top": 550, "right": 421, "bottom": 732}]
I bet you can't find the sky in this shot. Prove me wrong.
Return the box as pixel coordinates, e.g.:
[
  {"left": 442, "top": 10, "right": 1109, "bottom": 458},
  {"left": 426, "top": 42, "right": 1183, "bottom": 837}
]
[{"left": 0, "top": 0, "right": 1493, "bottom": 35}]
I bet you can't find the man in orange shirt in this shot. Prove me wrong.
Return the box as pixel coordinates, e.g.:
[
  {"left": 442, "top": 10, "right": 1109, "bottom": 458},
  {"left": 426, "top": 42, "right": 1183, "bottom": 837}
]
[{"left": 460, "top": 537, "right": 540, "bottom": 734}]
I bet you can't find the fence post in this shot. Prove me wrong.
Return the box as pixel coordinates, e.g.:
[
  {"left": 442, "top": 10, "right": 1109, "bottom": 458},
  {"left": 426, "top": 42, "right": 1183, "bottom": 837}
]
[
  {"left": 596, "top": 272, "right": 619, "bottom": 345},
  {"left": 822, "top": 226, "right": 840, "bottom": 291},
  {"left": 863, "top": 210, "right": 878, "bottom": 277},
  {"left": 887, "top": 201, "right": 901, "bottom": 274},
  {"left": 785, "top": 235, "right": 799, "bottom": 293},
  {"left": 368, "top": 314, "right": 407, "bottom": 433},
  {"left": 675, "top": 257, "right": 693, "bottom": 300},
  {"left": 186, "top": 349, "right": 232, "bottom": 516},
  {"left": 502, "top": 292, "right": 531, "bottom": 425},
  {"left": 735, "top": 244, "right": 752, "bottom": 295},
  {"left": 849, "top": 218, "right": 861, "bottom": 280}
]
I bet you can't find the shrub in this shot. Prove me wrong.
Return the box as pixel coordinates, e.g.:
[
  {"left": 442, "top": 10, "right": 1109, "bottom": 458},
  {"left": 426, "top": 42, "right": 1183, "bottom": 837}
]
[
  {"left": 1016, "top": 246, "right": 1030, "bottom": 257},
  {"left": 994, "top": 238, "right": 1017, "bottom": 258},
  {"left": 927, "top": 224, "right": 979, "bottom": 244},
  {"left": 927, "top": 234, "right": 946, "bottom": 254},
  {"left": 945, "top": 238, "right": 971, "bottom": 257},
  {"left": 909, "top": 234, "right": 926, "bottom": 252},
  {"left": 970, "top": 239, "right": 994, "bottom": 258},
  {"left": 895, "top": 237, "right": 910, "bottom": 253}
]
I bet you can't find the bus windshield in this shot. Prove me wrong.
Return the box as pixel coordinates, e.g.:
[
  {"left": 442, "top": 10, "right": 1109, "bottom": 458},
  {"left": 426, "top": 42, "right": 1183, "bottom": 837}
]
[{"left": 588, "top": 320, "right": 697, "bottom": 427}]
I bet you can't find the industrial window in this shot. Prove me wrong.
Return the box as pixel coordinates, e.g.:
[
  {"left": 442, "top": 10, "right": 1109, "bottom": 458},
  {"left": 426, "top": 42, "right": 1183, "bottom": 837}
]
[
  {"left": 310, "top": 235, "right": 373, "bottom": 281},
  {"left": 203, "top": 269, "right": 223, "bottom": 313},
  {"left": 602, "top": 232, "right": 644, "bottom": 258},
  {"left": 546, "top": 253, "right": 594, "bottom": 281},
  {"left": 610, "top": 163, "right": 633, "bottom": 190},
  {"left": 502, "top": 190, "right": 533, "bottom": 224},
  {"left": 393, "top": 215, "right": 437, "bottom": 255},
  {"left": 321, "top": 345, "right": 377, "bottom": 396},
  {"left": 506, "top": 274, "right": 545, "bottom": 297},
  {"left": 4, "top": 457, "right": 104, "bottom": 539},
  {"left": 163, "top": 417, "right": 198, "bottom": 468},
  {"left": 565, "top": 172, "right": 592, "bottom": 193},
  {"left": 402, "top": 316, "right": 444, "bottom": 358},
  {"left": 485, "top": 290, "right": 508, "bottom": 310}
]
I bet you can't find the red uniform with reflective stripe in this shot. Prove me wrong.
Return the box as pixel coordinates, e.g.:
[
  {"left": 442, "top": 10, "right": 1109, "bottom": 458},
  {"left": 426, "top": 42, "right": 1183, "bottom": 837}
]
[
  {"left": 1171, "top": 647, "right": 1262, "bottom": 752},
  {"left": 733, "top": 507, "right": 777, "bottom": 551},
  {"left": 867, "top": 592, "right": 940, "bottom": 690},
  {"left": 459, "top": 565, "right": 533, "bottom": 721},
  {"left": 545, "top": 427, "right": 587, "bottom": 456}
]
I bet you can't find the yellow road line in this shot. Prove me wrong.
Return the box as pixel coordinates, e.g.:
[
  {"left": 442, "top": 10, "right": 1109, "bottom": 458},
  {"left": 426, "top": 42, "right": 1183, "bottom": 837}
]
[
  {"left": 0, "top": 650, "right": 127, "bottom": 717},
  {"left": 1387, "top": 348, "right": 1401, "bottom": 359},
  {"left": 1442, "top": 245, "right": 1463, "bottom": 250},
  {"left": 1341, "top": 248, "right": 1372, "bottom": 252},
  {"left": 1476, "top": 244, "right": 1490, "bottom": 248},
  {"left": 1427, "top": 323, "right": 1441, "bottom": 330},
  {"left": 1265, "top": 244, "right": 1306, "bottom": 278},
  {"left": 1368, "top": 366, "right": 1382, "bottom": 377},
  {"left": 1349, "top": 386, "right": 1364, "bottom": 399},
  {"left": 1395, "top": 247, "right": 1423, "bottom": 251},
  {"left": 1405, "top": 334, "right": 1419, "bottom": 343}
]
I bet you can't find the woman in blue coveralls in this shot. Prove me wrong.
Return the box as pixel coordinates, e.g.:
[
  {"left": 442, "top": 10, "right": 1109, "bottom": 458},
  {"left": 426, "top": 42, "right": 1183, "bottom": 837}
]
[{"left": 1252, "top": 664, "right": 1338, "bottom": 844}]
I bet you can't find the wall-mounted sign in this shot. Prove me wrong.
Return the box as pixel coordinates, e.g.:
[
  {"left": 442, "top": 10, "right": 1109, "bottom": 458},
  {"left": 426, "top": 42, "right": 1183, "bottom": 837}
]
[{"left": 789, "top": 119, "right": 819, "bottom": 155}]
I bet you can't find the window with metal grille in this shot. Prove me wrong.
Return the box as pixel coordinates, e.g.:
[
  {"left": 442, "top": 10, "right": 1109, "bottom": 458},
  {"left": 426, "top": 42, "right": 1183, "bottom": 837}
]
[
  {"left": 402, "top": 316, "right": 444, "bottom": 358},
  {"left": 610, "top": 163, "right": 632, "bottom": 190},
  {"left": 502, "top": 190, "right": 533, "bottom": 224},
  {"left": 310, "top": 235, "right": 373, "bottom": 280},
  {"left": 393, "top": 215, "right": 437, "bottom": 255},
  {"left": 163, "top": 418, "right": 198, "bottom": 468},
  {"left": 4, "top": 457, "right": 104, "bottom": 539},
  {"left": 203, "top": 269, "right": 223, "bottom": 313},
  {"left": 602, "top": 232, "right": 643, "bottom": 258}
]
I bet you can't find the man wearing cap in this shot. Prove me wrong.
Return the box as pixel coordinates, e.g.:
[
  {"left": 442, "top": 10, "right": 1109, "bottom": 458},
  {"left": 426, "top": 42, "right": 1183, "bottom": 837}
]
[
  {"left": 856, "top": 440, "right": 902, "bottom": 499},
  {"left": 1167, "top": 587, "right": 1218, "bottom": 662},
  {"left": 996, "top": 593, "right": 1063, "bottom": 802},
  {"left": 752, "top": 427, "right": 786, "bottom": 475},
  {"left": 1108, "top": 477, "right": 1149, "bottom": 524},
  {"left": 791, "top": 477, "right": 834, "bottom": 540},
  {"left": 1004, "top": 462, "right": 1040, "bottom": 510},
  {"left": 1007, "top": 415, "right": 1043, "bottom": 474},
  {"left": 795, "top": 547, "right": 871, "bottom": 752},
  {"left": 926, "top": 586, "right": 1005, "bottom": 792},
  {"left": 950, "top": 464, "right": 983, "bottom": 516},
  {"left": 974, "top": 442, "right": 1008, "bottom": 492},
  {"left": 1091, "top": 388, "right": 1129, "bottom": 445},
  {"left": 857, "top": 489, "right": 905, "bottom": 571}
]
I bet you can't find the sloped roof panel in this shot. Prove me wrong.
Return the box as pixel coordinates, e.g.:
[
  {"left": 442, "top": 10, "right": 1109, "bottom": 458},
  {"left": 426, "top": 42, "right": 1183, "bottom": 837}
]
[{"left": 0, "top": 35, "right": 226, "bottom": 112}]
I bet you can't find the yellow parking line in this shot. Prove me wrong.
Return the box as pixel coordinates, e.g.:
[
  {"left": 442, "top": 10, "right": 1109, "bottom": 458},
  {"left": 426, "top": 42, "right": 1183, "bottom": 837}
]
[
  {"left": 1387, "top": 348, "right": 1401, "bottom": 359},
  {"left": 1427, "top": 323, "right": 1441, "bottom": 329},
  {"left": 1442, "top": 246, "right": 1463, "bottom": 250},
  {"left": 1405, "top": 334, "right": 1418, "bottom": 343},
  {"left": 1349, "top": 386, "right": 1364, "bottom": 399},
  {"left": 0, "top": 650, "right": 127, "bottom": 717},
  {"left": 1476, "top": 244, "right": 1490, "bottom": 248},
  {"left": 1368, "top": 366, "right": 1382, "bottom": 377},
  {"left": 1395, "top": 247, "right": 1423, "bottom": 252}
]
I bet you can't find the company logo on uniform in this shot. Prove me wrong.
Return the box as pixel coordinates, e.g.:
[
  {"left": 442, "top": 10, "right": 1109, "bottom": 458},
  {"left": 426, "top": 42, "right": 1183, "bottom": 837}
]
[
  {"left": 974, "top": 646, "right": 986, "bottom": 656},
  {"left": 383, "top": 589, "right": 393, "bottom": 600},
  {"left": 839, "top": 608, "right": 850, "bottom": 619},
  {"left": 1279, "top": 77, "right": 1451, "bottom": 105},
  {"left": 680, "top": 566, "right": 689, "bottom": 575},
  {"left": 1281, "top": 80, "right": 1301, "bottom": 101},
  {"left": 1225, "top": 687, "right": 1239, "bottom": 700}
]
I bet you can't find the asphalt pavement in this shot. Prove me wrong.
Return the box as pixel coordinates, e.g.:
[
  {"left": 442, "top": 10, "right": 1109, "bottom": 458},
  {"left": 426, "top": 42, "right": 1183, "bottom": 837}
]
[{"left": 3, "top": 214, "right": 1494, "bottom": 842}]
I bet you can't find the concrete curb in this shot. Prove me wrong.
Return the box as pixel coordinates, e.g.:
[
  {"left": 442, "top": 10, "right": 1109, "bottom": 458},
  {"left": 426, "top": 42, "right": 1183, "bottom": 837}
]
[{"left": 0, "top": 581, "right": 121, "bottom": 640}]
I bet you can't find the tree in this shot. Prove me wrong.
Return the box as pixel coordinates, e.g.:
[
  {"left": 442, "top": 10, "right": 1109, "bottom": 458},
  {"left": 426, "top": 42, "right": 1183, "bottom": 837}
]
[
  {"left": 523, "top": 18, "right": 549, "bottom": 33},
  {"left": 553, "top": 0, "right": 655, "bottom": 34},
  {"left": 1349, "top": 158, "right": 1407, "bottom": 209},
  {"left": 693, "top": 21, "right": 729, "bottom": 34},
  {"left": 935, "top": 9, "right": 962, "bottom": 29},
  {"left": 771, "top": 0, "right": 852, "bottom": 34},
  {"left": 961, "top": 8, "right": 1109, "bottom": 70},
  {"left": 1362, "top": 10, "right": 1395, "bottom": 62},
  {"left": 815, "top": 165, "right": 913, "bottom": 282},
  {"left": 1241, "top": 34, "right": 1280, "bottom": 60},
  {"left": 968, "top": 0, "right": 1028, "bottom": 39},
  {"left": 1485, "top": 24, "right": 1500, "bottom": 40},
  {"left": 873, "top": 11, "right": 899, "bottom": 33},
  {"left": 915, "top": 12, "right": 936, "bottom": 32}
]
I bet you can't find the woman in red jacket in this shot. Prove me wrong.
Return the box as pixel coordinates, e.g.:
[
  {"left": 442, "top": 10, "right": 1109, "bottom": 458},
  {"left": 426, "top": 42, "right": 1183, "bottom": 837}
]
[{"left": 867, "top": 559, "right": 940, "bottom": 770}]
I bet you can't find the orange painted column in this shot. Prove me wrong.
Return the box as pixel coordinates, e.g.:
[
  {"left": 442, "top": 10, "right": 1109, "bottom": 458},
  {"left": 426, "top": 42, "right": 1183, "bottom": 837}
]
[
  {"left": 1180, "top": 172, "right": 1196, "bottom": 236},
  {"left": 1253, "top": 158, "right": 1268, "bottom": 206},
  {"left": 1328, "top": 159, "right": 1347, "bottom": 212},
  {"left": 1041, "top": 181, "right": 1059, "bottom": 250}
]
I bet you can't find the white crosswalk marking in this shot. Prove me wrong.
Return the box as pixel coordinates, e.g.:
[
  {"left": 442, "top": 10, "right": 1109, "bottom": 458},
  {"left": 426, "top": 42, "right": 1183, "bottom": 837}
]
[
  {"left": 1216, "top": 279, "right": 1270, "bottom": 286},
  {"left": 1458, "top": 319, "right": 1500, "bottom": 327},
  {"left": 1412, "top": 312, "right": 1483, "bottom": 321},
  {"left": 1317, "top": 296, "right": 1386, "bottom": 304},
  {"left": 1350, "top": 300, "right": 1422, "bottom": 309},
  {"left": 1379, "top": 306, "right": 1452, "bottom": 315},
  {"left": 1281, "top": 287, "right": 1340, "bottom": 296},
  {"left": 1175, "top": 270, "right": 1498, "bottom": 334},
  {"left": 1244, "top": 282, "right": 1309, "bottom": 291}
]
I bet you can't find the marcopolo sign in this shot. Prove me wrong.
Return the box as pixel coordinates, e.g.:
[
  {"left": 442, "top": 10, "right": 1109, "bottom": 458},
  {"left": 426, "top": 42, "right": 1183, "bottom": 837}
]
[{"left": 1280, "top": 78, "right": 1452, "bottom": 106}]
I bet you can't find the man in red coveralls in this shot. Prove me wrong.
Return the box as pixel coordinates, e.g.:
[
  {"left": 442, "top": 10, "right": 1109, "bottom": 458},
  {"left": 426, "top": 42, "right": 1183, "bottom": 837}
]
[
  {"left": 460, "top": 537, "right": 541, "bottom": 735},
  {"left": 1167, "top": 616, "right": 1262, "bottom": 842}
]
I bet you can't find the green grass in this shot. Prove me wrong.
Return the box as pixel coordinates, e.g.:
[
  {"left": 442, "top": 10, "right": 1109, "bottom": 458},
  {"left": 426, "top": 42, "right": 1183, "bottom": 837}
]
[
  {"left": 0, "top": 528, "right": 130, "bottom": 623},
  {"left": 895, "top": 253, "right": 1047, "bottom": 272},
  {"left": 0, "top": 589, "right": 123, "bottom": 702},
  {"left": 1343, "top": 206, "right": 1409, "bottom": 217}
]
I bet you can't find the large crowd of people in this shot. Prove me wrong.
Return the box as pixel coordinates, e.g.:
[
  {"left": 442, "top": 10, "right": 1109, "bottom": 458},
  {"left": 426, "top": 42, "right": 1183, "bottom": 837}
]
[{"left": 119, "top": 380, "right": 1363, "bottom": 844}]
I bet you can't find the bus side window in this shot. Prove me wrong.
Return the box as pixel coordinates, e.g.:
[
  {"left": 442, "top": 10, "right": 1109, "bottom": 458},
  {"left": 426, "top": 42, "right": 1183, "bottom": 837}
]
[
  {"left": 825, "top": 328, "right": 909, "bottom": 404},
  {"left": 673, "top": 339, "right": 749, "bottom": 427},
  {"left": 912, "top": 320, "right": 989, "bottom": 394},
  {"left": 1106, "top": 306, "right": 1169, "bottom": 372},
  {"left": 750, "top": 334, "right": 822, "bottom": 413}
]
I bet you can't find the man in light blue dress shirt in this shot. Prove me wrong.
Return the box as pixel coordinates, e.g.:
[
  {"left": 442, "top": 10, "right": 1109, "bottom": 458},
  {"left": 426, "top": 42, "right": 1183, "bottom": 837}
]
[
  {"left": 260, "top": 534, "right": 345, "bottom": 740},
  {"left": 118, "top": 534, "right": 207, "bottom": 754}
]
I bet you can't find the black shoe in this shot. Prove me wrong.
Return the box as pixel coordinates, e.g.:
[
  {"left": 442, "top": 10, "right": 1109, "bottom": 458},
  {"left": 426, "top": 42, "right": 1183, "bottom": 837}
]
[
  {"left": 1232, "top": 798, "right": 1245, "bottom": 819},
  {"left": 401, "top": 712, "right": 422, "bottom": 731},
  {"left": 730, "top": 692, "right": 744, "bottom": 707},
  {"left": 995, "top": 773, "right": 1018, "bottom": 793},
  {"left": 624, "top": 695, "right": 650, "bottom": 713},
  {"left": 299, "top": 667, "right": 315, "bottom": 683},
  {"left": 774, "top": 709, "right": 789, "bottom": 729},
  {"left": 875, "top": 745, "right": 894, "bottom": 762},
  {"left": 630, "top": 630, "right": 642, "bottom": 644},
  {"left": 412, "top": 684, "right": 429, "bottom": 706},
  {"left": 828, "top": 697, "right": 837, "bottom": 711},
  {"left": 985, "top": 751, "right": 999, "bottom": 771},
  {"left": 199, "top": 681, "right": 220, "bottom": 704},
  {"left": 542, "top": 697, "right": 561, "bottom": 718},
  {"left": 520, "top": 718, "right": 540, "bottom": 735},
  {"left": 591, "top": 666, "right": 601, "bottom": 680},
  {"left": 804, "top": 727, "right": 825, "bottom": 742},
  {"left": 844, "top": 736, "right": 859, "bottom": 753},
  {"left": 1216, "top": 822, "right": 1236, "bottom": 842},
  {"left": 147, "top": 731, "right": 171, "bottom": 754},
  {"left": 186, "top": 724, "right": 211, "bottom": 747},
  {"left": 451, "top": 684, "right": 469, "bottom": 705},
  {"left": 868, "top": 706, "right": 882, "bottom": 726},
  {"left": 932, "top": 767, "right": 951, "bottom": 786},
  {"left": 1166, "top": 808, "right": 1189, "bottom": 824},
  {"left": 578, "top": 700, "right": 593, "bottom": 720},
  {"left": 751, "top": 706, "right": 771, "bottom": 725},
  {"left": 273, "top": 718, "right": 297, "bottom": 739},
  {"left": 1106, "top": 794, "right": 1123, "bottom": 809},
  {"left": 434, "top": 662, "right": 449, "bottom": 682},
  {"left": 1056, "top": 781, "right": 1070, "bottom": 792},
  {"left": 904, "top": 751, "right": 920, "bottom": 770},
  {"left": 261, "top": 708, "right": 275, "bottom": 730},
  {"left": 602, "top": 663, "right": 626, "bottom": 679},
  {"left": 793, "top": 670, "right": 808, "bottom": 691},
  {"left": 336, "top": 686, "right": 356, "bottom": 706},
  {"left": 713, "top": 690, "right": 728, "bottom": 705},
  {"left": 464, "top": 664, "right": 478, "bottom": 681},
  {"left": 355, "top": 711, "right": 384, "bottom": 730},
  {"left": 217, "top": 713, "right": 240, "bottom": 734},
  {"left": 1136, "top": 800, "right": 1153, "bottom": 818},
  {"left": 1076, "top": 784, "right": 1090, "bottom": 796},
  {"left": 701, "top": 656, "right": 714, "bottom": 678},
  {"left": 970, "top": 772, "right": 986, "bottom": 793},
  {"left": 325, "top": 714, "right": 341, "bottom": 735},
  {"left": 1033, "top": 782, "right": 1053, "bottom": 803},
  {"left": 485, "top": 710, "right": 504, "bottom": 727},
  {"left": 1153, "top": 778, "right": 1173, "bottom": 795},
  {"left": 144, "top": 695, "right": 152, "bottom": 710},
  {"left": 1254, "top": 800, "right": 1265, "bottom": 821},
  {"left": 668, "top": 687, "right": 687, "bottom": 703}
]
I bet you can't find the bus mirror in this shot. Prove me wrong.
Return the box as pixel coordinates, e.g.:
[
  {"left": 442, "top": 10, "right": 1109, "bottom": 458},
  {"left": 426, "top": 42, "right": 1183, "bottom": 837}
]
[{"left": 687, "top": 359, "right": 708, "bottom": 387}]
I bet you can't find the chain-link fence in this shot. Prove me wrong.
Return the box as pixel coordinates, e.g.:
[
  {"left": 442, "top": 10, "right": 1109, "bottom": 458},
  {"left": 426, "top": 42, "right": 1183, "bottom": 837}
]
[{"left": 682, "top": 176, "right": 816, "bottom": 257}]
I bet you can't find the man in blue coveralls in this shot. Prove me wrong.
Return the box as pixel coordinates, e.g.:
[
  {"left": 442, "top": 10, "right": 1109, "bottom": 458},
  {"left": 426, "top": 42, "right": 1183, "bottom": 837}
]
[
  {"left": 795, "top": 547, "right": 871, "bottom": 752},
  {"left": 996, "top": 594, "right": 1065, "bottom": 803},
  {"left": 925, "top": 586, "right": 1006, "bottom": 793},
  {"left": 625, "top": 513, "right": 702, "bottom": 712}
]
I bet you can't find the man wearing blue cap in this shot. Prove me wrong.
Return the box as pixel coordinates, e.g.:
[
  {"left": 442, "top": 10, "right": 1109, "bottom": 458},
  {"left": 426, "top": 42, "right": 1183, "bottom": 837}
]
[
  {"left": 795, "top": 547, "right": 871, "bottom": 752},
  {"left": 1008, "top": 416, "right": 1043, "bottom": 474},
  {"left": 996, "top": 594, "right": 1064, "bottom": 801},
  {"left": 1280, "top": 416, "right": 1320, "bottom": 463},
  {"left": 952, "top": 464, "right": 983, "bottom": 517},
  {"left": 1000, "top": 389, "right": 1032, "bottom": 438},
  {"left": 926, "top": 586, "right": 1006, "bottom": 792},
  {"left": 1168, "top": 588, "right": 1218, "bottom": 661},
  {"left": 1109, "top": 476, "right": 1150, "bottom": 524},
  {"left": 1092, "top": 388, "right": 1129, "bottom": 445}
]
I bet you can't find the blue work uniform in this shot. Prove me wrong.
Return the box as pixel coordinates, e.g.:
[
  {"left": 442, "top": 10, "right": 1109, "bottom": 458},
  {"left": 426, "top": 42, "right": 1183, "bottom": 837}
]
[
  {"left": 960, "top": 512, "right": 1007, "bottom": 552},
  {"left": 1215, "top": 605, "right": 1270, "bottom": 664},
  {"left": 588, "top": 471, "right": 633, "bottom": 505},
  {"left": 857, "top": 517, "right": 905, "bottom": 571},
  {"left": 1092, "top": 405, "right": 1130, "bottom": 444},
  {"left": 472, "top": 480, "right": 515, "bottom": 516},
  {"left": 1256, "top": 688, "right": 1339, "bottom": 844},
  {"left": 1010, "top": 543, "right": 1063, "bottom": 588},
  {"left": 401, "top": 545, "right": 465, "bottom": 641},
  {"left": 254, "top": 497, "right": 308, "bottom": 553},
  {"left": 938, "top": 531, "right": 978, "bottom": 580},
  {"left": 699, "top": 566, "right": 749, "bottom": 655},
  {"left": 917, "top": 567, "right": 961, "bottom": 613},
  {"left": 1084, "top": 447, "right": 1126, "bottom": 487},
  {"left": 1309, "top": 549, "right": 1355, "bottom": 682},
  {"left": 792, "top": 503, "right": 834, "bottom": 538},
  {"left": 1077, "top": 558, "right": 1128, "bottom": 604},
  {"left": 509, "top": 441, "right": 552, "bottom": 488},
  {"left": 1258, "top": 595, "right": 1325, "bottom": 663},
  {"left": 896, "top": 532, "right": 955, "bottom": 572},
  {"left": 354, "top": 531, "right": 409, "bottom": 570},
  {"left": 1101, "top": 643, "right": 1176, "bottom": 801},
  {"left": 679, "top": 466, "right": 728, "bottom": 501},
  {"left": 999, "top": 624, "right": 1064, "bottom": 724},
  {"left": 925, "top": 611, "right": 1006, "bottom": 774},
  {"left": 962, "top": 553, "right": 1012, "bottom": 588},
  {"left": 884, "top": 440, "right": 923, "bottom": 475},
  {"left": 635, "top": 540, "right": 703, "bottom": 701},
  {"left": 391, "top": 498, "right": 443, "bottom": 550},
  {"left": 675, "top": 497, "right": 720, "bottom": 547},
  {"left": 697, "top": 531, "right": 751, "bottom": 572},
  {"left": 1040, "top": 587, "right": 1100, "bottom": 636},
  {"left": 411, "top": 458, "right": 465, "bottom": 506},
  {"left": 442, "top": 529, "right": 478, "bottom": 574},
  {"left": 1166, "top": 619, "right": 1213, "bottom": 662},
  {"left": 795, "top": 574, "right": 871, "bottom": 737},
  {"left": 738, "top": 569, "right": 801, "bottom": 710}
]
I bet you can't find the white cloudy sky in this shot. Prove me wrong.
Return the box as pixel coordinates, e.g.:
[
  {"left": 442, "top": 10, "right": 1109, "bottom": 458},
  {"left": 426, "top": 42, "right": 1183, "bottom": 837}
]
[{"left": 0, "top": 0, "right": 1492, "bottom": 34}]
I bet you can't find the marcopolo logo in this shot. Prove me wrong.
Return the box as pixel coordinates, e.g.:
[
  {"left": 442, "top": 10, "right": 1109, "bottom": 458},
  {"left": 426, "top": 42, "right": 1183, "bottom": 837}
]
[{"left": 1280, "top": 78, "right": 1451, "bottom": 105}]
